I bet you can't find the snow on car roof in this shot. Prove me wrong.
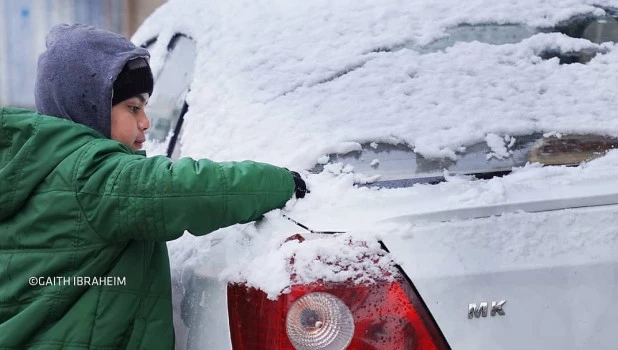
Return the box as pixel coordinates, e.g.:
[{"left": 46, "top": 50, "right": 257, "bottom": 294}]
[
  {"left": 135, "top": 0, "right": 618, "bottom": 167},
  {"left": 134, "top": 0, "right": 618, "bottom": 297}
]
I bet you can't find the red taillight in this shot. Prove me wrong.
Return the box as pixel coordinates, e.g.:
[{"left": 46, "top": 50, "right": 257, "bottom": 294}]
[{"left": 228, "top": 275, "right": 448, "bottom": 349}]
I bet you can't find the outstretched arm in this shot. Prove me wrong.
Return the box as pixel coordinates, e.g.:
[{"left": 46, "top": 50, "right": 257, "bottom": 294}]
[{"left": 74, "top": 140, "right": 296, "bottom": 242}]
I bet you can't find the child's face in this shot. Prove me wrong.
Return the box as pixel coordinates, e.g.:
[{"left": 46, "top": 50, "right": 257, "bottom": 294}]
[{"left": 111, "top": 93, "right": 150, "bottom": 151}]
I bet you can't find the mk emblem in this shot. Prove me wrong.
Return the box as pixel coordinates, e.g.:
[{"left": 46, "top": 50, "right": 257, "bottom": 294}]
[{"left": 468, "top": 300, "right": 506, "bottom": 319}]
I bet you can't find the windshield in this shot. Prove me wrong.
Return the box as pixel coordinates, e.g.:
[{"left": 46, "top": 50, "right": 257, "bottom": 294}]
[
  {"left": 368, "top": 13, "right": 618, "bottom": 64},
  {"left": 307, "top": 12, "right": 618, "bottom": 188},
  {"left": 414, "top": 14, "right": 618, "bottom": 63}
]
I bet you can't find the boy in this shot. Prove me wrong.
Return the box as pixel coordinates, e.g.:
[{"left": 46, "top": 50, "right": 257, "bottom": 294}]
[{"left": 0, "top": 24, "right": 306, "bottom": 348}]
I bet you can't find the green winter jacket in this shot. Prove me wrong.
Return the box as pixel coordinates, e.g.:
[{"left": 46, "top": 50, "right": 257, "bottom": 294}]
[{"left": 0, "top": 107, "right": 295, "bottom": 349}]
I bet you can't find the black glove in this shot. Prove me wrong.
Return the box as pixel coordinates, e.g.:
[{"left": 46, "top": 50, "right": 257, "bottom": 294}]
[{"left": 290, "top": 171, "right": 308, "bottom": 199}]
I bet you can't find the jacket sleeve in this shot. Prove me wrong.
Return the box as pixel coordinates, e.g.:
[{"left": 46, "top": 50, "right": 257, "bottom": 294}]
[{"left": 74, "top": 140, "right": 296, "bottom": 242}]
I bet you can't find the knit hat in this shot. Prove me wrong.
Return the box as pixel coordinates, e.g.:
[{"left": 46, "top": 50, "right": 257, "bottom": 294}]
[{"left": 112, "top": 57, "right": 154, "bottom": 105}]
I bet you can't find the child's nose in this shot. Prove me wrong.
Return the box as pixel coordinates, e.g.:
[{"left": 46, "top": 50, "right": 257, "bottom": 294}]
[{"left": 140, "top": 114, "right": 150, "bottom": 131}]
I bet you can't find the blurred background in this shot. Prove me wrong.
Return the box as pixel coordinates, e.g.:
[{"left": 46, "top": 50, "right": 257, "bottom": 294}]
[{"left": 0, "top": 0, "right": 165, "bottom": 109}]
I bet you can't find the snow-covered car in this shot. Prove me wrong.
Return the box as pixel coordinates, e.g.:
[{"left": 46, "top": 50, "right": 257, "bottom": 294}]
[{"left": 133, "top": 1, "right": 618, "bottom": 349}]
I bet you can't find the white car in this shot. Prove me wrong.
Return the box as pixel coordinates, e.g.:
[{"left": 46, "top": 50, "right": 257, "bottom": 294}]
[{"left": 134, "top": 1, "right": 618, "bottom": 349}]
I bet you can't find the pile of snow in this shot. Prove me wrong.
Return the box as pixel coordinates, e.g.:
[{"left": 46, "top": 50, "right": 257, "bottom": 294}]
[
  {"left": 167, "top": 150, "right": 618, "bottom": 297},
  {"left": 134, "top": 0, "right": 618, "bottom": 166},
  {"left": 134, "top": 0, "right": 618, "bottom": 296}
]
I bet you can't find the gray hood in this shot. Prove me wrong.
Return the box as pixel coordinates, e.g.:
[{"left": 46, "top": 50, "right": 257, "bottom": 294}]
[{"left": 34, "top": 24, "right": 150, "bottom": 138}]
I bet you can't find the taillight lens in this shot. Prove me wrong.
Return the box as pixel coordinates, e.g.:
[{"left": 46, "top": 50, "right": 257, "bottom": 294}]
[
  {"left": 286, "top": 292, "right": 355, "bottom": 349},
  {"left": 228, "top": 274, "right": 448, "bottom": 349}
]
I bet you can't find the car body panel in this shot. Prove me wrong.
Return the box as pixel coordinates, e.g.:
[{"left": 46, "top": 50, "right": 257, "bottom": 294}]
[
  {"left": 175, "top": 271, "right": 232, "bottom": 350},
  {"left": 382, "top": 204, "right": 618, "bottom": 349}
]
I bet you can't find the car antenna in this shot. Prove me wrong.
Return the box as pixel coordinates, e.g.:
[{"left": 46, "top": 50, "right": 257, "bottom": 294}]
[{"left": 281, "top": 214, "right": 345, "bottom": 235}]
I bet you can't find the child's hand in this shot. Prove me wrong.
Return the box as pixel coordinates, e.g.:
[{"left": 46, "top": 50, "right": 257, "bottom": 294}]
[{"left": 290, "top": 171, "right": 308, "bottom": 199}]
